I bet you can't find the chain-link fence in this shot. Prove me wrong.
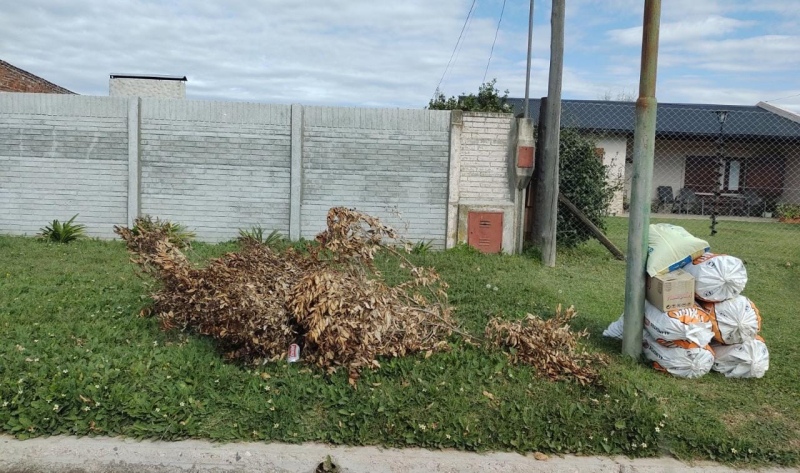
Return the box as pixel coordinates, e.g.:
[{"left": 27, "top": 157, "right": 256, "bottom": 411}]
[{"left": 524, "top": 98, "right": 800, "bottom": 246}]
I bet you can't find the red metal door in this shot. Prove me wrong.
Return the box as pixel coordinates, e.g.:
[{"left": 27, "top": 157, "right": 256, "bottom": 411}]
[{"left": 467, "top": 212, "right": 503, "bottom": 253}]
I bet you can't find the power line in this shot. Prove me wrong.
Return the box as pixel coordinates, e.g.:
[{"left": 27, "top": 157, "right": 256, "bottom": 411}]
[
  {"left": 483, "top": 0, "right": 507, "bottom": 83},
  {"left": 433, "top": 0, "right": 478, "bottom": 98},
  {"left": 763, "top": 92, "right": 800, "bottom": 103}
]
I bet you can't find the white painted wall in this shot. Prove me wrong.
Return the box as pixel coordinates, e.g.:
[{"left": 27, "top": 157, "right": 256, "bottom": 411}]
[
  {"left": 594, "top": 135, "right": 627, "bottom": 215},
  {"left": 452, "top": 112, "right": 518, "bottom": 252},
  {"left": 110, "top": 78, "right": 186, "bottom": 99}
]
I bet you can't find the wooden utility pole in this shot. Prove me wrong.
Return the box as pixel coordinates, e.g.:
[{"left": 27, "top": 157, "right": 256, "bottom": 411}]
[
  {"left": 622, "top": 0, "right": 661, "bottom": 358},
  {"left": 536, "top": 0, "right": 565, "bottom": 267}
]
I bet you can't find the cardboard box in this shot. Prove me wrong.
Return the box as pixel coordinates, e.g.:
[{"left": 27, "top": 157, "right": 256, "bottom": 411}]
[{"left": 646, "top": 269, "right": 695, "bottom": 312}]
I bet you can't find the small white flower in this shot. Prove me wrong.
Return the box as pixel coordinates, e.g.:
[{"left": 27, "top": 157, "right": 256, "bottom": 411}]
[
  {"left": 17, "top": 389, "right": 23, "bottom": 394},
  {"left": 589, "top": 435, "right": 594, "bottom": 440},
  {"left": 180, "top": 402, "right": 185, "bottom": 407},
  {"left": 155, "top": 408, "right": 160, "bottom": 413},
  {"left": 270, "top": 406, "right": 275, "bottom": 411},
  {"left": 445, "top": 434, "right": 451, "bottom": 440},
  {"left": 2, "top": 401, "right": 8, "bottom": 407},
  {"left": 83, "top": 406, "right": 91, "bottom": 411},
  {"left": 53, "top": 404, "right": 59, "bottom": 411},
  {"left": 95, "top": 385, "right": 100, "bottom": 389},
  {"left": 731, "top": 448, "right": 738, "bottom": 454},
  {"left": 485, "top": 284, "right": 492, "bottom": 289},
  {"left": 62, "top": 369, "right": 68, "bottom": 374},
  {"left": 655, "top": 427, "right": 660, "bottom": 432},
  {"left": 166, "top": 375, "right": 172, "bottom": 379},
  {"left": 95, "top": 402, "right": 100, "bottom": 407},
  {"left": 641, "top": 442, "right": 647, "bottom": 448},
  {"left": 603, "top": 437, "right": 608, "bottom": 442},
  {"left": 273, "top": 423, "right": 280, "bottom": 429},
  {"left": 153, "top": 341, "right": 158, "bottom": 346},
  {"left": 418, "top": 424, "right": 427, "bottom": 431}
]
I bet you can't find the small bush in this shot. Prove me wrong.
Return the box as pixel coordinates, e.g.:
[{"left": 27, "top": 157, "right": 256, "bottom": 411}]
[
  {"left": 558, "top": 129, "right": 619, "bottom": 247},
  {"left": 776, "top": 202, "right": 800, "bottom": 220},
  {"left": 410, "top": 240, "right": 434, "bottom": 254},
  {"left": 131, "top": 215, "right": 195, "bottom": 249},
  {"left": 38, "top": 214, "right": 86, "bottom": 243},
  {"left": 237, "top": 226, "right": 285, "bottom": 247}
]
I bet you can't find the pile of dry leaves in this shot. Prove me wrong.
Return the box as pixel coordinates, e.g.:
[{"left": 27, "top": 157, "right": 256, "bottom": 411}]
[
  {"left": 115, "top": 208, "right": 452, "bottom": 381},
  {"left": 485, "top": 305, "right": 608, "bottom": 385}
]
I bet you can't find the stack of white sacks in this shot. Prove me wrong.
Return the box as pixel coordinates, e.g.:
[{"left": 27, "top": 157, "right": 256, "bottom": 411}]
[{"left": 604, "top": 223, "right": 769, "bottom": 379}]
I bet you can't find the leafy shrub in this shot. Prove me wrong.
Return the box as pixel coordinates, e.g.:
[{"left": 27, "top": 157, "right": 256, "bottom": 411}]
[
  {"left": 427, "top": 79, "right": 512, "bottom": 113},
  {"left": 776, "top": 202, "right": 800, "bottom": 220},
  {"left": 131, "top": 215, "right": 195, "bottom": 249},
  {"left": 558, "top": 129, "right": 619, "bottom": 247},
  {"left": 38, "top": 214, "right": 86, "bottom": 243}
]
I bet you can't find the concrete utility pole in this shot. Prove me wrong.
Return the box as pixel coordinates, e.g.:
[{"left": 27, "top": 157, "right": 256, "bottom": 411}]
[
  {"left": 536, "top": 0, "right": 565, "bottom": 267},
  {"left": 622, "top": 0, "right": 662, "bottom": 358},
  {"left": 523, "top": 0, "right": 535, "bottom": 119}
]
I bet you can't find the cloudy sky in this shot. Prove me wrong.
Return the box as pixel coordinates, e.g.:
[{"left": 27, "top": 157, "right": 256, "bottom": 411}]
[{"left": 2, "top": 0, "right": 799, "bottom": 112}]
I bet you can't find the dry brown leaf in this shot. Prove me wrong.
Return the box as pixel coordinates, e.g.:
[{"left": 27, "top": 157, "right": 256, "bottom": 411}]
[{"left": 114, "top": 208, "right": 453, "bottom": 380}]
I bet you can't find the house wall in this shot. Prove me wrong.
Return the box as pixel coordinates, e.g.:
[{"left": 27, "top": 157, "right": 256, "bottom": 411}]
[
  {"left": 623, "top": 137, "right": 800, "bottom": 207},
  {"left": 110, "top": 78, "right": 186, "bottom": 99},
  {"left": 594, "top": 135, "right": 627, "bottom": 215},
  {"left": 0, "top": 94, "right": 129, "bottom": 237},
  {"left": 780, "top": 145, "right": 800, "bottom": 204}
]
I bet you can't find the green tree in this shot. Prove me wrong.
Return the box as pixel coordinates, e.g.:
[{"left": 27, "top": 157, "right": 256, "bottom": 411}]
[
  {"left": 557, "top": 129, "right": 619, "bottom": 247},
  {"left": 427, "top": 79, "right": 512, "bottom": 113}
]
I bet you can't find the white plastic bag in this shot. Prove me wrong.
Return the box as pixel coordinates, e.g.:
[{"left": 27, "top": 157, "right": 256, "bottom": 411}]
[
  {"left": 644, "top": 301, "right": 714, "bottom": 347},
  {"left": 684, "top": 253, "right": 747, "bottom": 302},
  {"left": 602, "top": 314, "right": 625, "bottom": 340},
  {"left": 647, "top": 224, "right": 710, "bottom": 277},
  {"left": 642, "top": 332, "right": 714, "bottom": 378},
  {"left": 701, "top": 296, "right": 761, "bottom": 345},
  {"left": 712, "top": 337, "right": 769, "bottom": 378}
]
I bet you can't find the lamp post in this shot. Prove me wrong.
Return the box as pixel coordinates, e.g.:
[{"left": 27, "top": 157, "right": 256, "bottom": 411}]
[{"left": 710, "top": 110, "right": 728, "bottom": 236}]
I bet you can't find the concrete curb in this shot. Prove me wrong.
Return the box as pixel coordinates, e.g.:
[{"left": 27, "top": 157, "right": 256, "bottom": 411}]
[{"left": 0, "top": 436, "right": 792, "bottom": 473}]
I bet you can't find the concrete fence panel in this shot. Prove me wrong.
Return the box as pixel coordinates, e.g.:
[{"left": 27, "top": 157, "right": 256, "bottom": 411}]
[
  {"left": 0, "top": 94, "right": 129, "bottom": 238},
  {"left": 300, "top": 106, "right": 451, "bottom": 247},
  {"left": 139, "top": 99, "right": 292, "bottom": 241}
]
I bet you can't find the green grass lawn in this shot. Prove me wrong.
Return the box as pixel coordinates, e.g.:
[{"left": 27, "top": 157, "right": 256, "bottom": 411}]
[{"left": 1, "top": 217, "right": 798, "bottom": 465}]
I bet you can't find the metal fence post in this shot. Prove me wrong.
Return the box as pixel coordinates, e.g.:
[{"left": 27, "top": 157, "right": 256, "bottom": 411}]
[{"left": 622, "top": 0, "right": 661, "bottom": 358}]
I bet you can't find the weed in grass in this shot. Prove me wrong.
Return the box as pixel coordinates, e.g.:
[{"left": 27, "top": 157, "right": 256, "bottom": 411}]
[
  {"left": 38, "top": 214, "right": 86, "bottom": 243},
  {"left": 237, "top": 226, "right": 286, "bottom": 247}
]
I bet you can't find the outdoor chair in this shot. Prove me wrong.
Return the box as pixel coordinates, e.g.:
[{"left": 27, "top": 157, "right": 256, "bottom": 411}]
[
  {"left": 741, "top": 189, "right": 766, "bottom": 217},
  {"left": 656, "top": 186, "right": 674, "bottom": 213},
  {"left": 674, "top": 187, "right": 700, "bottom": 214}
]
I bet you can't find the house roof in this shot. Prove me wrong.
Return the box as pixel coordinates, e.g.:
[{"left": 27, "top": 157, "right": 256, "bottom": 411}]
[
  {"left": 0, "top": 59, "right": 74, "bottom": 94},
  {"left": 507, "top": 98, "right": 800, "bottom": 140}
]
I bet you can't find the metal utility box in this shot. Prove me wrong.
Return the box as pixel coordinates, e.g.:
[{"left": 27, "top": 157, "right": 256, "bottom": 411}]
[{"left": 467, "top": 211, "right": 503, "bottom": 253}]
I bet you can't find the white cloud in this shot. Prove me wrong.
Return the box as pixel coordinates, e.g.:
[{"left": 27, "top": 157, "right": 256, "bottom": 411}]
[{"left": 608, "top": 16, "right": 751, "bottom": 47}]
